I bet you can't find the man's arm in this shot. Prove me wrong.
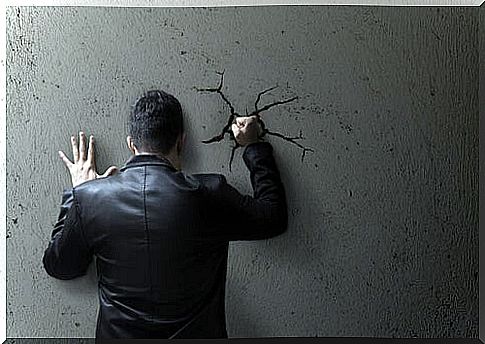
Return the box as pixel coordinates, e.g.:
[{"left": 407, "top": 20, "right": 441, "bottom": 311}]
[
  {"left": 202, "top": 116, "right": 288, "bottom": 241},
  {"left": 42, "top": 188, "right": 93, "bottom": 280},
  {"left": 43, "top": 131, "right": 116, "bottom": 279}
]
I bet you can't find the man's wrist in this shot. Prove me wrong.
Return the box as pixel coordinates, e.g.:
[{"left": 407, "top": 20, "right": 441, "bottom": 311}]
[
  {"left": 244, "top": 140, "right": 266, "bottom": 149},
  {"left": 242, "top": 141, "right": 273, "bottom": 162}
]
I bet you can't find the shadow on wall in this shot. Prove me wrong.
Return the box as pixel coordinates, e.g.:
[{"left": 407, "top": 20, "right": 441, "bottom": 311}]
[
  {"left": 180, "top": 104, "right": 202, "bottom": 172},
  {"left": 225, "top": 266, "right": 267, "bottom": 337}
]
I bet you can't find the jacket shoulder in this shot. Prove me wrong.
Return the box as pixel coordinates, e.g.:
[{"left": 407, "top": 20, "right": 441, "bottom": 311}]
[
  {"left": 71, "top": 175, "right": 117, "bottom": 199},
  {"left": 191, "top": 173, "right": 227, "bottom": 191}
]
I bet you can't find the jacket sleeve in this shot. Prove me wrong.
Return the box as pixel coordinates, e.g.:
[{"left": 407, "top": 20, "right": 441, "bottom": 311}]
[
  {"left": 42, "top": 188, "right": 93, "bottom": 280},
  {"left": 202, "top": 141, "right": 288, "bottom": 241}
]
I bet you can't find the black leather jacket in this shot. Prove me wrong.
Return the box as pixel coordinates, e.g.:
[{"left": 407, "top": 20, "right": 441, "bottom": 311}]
[{"left": 42, "top": 141, "right": 288, "bottom": 339}]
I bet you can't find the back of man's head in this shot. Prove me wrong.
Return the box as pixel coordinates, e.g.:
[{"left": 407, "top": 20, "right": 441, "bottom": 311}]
[{"left": 129, "top": 90, "right": 184, "bottom": 155}]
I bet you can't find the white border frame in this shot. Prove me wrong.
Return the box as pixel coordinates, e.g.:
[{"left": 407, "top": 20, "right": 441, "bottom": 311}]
[
  {"left": 3, "top": 0, "right": 485, "bottom": 6},
  {"left": 1, "top": 0, "right": 482, "bottom": 342}
]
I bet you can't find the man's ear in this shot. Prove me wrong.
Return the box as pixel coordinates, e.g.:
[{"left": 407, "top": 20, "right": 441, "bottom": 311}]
[
  {"left": 177, "top": 132, "right": 186, "bottom": 155},
  {"left": 126, "top": 136, "right": 135, "bottom": 154}
]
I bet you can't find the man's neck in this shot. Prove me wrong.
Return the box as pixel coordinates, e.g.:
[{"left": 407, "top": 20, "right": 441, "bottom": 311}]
[{"left": 135, "top": 151, "right": 181, "bottom": 171}]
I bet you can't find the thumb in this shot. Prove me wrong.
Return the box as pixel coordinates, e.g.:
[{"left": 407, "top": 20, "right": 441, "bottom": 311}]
[
  {"left": 231, "top": 123, "right": 240, "bottom": 136},
  {"left": 235, "top": 116, "right": 246, "bottom": 127},
  {"left": 100, "top": 166, "right": 118, "bottom": 178}
]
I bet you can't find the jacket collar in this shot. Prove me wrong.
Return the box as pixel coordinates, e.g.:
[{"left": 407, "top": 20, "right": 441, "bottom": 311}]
[{"left": 119, "top": 154, "right": 177, "bottom": 172}]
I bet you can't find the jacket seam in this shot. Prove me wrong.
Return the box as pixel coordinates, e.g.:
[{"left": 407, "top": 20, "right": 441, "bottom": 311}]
[
  {"left": 142, "top": 166, "right": 154, "bottom": 323},
  {"left": 71, "top": 188, "right": 91, "bottom": 253}
]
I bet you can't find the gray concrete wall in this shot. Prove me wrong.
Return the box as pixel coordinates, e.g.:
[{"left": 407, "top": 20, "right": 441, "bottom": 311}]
[{"left": 6, "top": 5, "right": 479, "bottom": 338}]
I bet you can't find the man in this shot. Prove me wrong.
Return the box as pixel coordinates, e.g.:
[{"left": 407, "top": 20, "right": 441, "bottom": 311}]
[{"left": 42, "top": 90, "right": 288, "bottom": 339}]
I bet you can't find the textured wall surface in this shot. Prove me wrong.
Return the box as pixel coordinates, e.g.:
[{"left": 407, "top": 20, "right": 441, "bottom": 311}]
[{"left": 6, "top": 6, "right": 479, "bottom": 338}]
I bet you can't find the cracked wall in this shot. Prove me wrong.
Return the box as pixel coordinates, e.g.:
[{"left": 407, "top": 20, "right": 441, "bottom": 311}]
[{"left": 6, "top": 5, "right": 479, "bottom": 338}]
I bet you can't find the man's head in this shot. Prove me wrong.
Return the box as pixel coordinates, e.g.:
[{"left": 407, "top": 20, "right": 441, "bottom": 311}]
[{"left": 127, "top": 90, "right": 185, "bottom": 166}]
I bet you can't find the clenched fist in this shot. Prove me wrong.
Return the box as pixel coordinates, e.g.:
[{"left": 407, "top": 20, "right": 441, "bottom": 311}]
[{"left": 231, "top": 115, "right": 262, "bottom": 146}]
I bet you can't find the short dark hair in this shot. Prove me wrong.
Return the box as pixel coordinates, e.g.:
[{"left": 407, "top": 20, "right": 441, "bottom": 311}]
[{"left": 129, "top": 90, "right": 184, "bottom": 155}]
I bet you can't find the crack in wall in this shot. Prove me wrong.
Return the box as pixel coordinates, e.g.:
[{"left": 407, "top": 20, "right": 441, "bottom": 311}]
[{"left": 194, "top": 70, "right": 314, "bottom": 171}]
